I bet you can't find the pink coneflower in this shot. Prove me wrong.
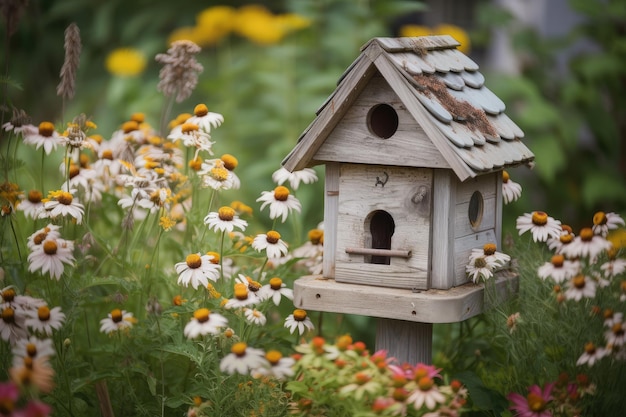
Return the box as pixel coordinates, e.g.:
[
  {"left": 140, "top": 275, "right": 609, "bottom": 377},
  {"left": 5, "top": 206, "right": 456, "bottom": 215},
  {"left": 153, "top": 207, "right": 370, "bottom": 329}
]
[{"left": 508, "top": 382, "right": 554, "bottom": 417}]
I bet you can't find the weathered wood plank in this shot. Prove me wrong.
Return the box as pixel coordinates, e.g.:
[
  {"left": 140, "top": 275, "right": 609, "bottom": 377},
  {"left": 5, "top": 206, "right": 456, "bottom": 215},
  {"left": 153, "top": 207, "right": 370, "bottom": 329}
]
[
  {"left": 430, "top": 170, "right": 456, "bottom": 289},
  {"left": 376, "top": 319, "right": 432, "bottom": 364},
  {"left": 293, "top": 271, "right": 519, "bottom": 323},
  {"left": 323, "top": 163, "right": 339, "bottom": 278}
]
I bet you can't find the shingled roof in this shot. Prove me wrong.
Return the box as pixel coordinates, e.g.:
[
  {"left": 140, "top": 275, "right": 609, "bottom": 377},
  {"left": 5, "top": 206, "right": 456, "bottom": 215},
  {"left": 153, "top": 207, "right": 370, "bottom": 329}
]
[{"left": 282, "top": 35, "right": 534, "bottom": 182}]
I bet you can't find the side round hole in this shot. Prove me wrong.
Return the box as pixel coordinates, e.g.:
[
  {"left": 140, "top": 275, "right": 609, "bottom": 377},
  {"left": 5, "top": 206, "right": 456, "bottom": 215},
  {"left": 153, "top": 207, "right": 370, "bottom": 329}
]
[
  {"left": 468, "top": 191, "right": 484, "bottom": 230},
  {"left": 367, "top": 103, "right": 398, "bottom": 139}
]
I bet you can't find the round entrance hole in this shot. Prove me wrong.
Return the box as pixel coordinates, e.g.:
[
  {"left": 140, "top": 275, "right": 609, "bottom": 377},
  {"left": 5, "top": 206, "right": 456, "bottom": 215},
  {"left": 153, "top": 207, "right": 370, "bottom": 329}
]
[
  {"left": 468, "top": 191, "right": 484, "bottom": 230},
  {"left": 367, "top": 103, "right": 398, "bottom": 139}
]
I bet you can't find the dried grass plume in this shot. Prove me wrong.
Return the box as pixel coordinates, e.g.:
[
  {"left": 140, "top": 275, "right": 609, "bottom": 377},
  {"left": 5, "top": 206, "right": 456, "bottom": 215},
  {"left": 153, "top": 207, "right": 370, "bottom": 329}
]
[
  {"left": 56, "top": 22, "right": 82, "bottom": 100},
  {"left": 155, "top": 40, "right": 204, "bottom": 103}
]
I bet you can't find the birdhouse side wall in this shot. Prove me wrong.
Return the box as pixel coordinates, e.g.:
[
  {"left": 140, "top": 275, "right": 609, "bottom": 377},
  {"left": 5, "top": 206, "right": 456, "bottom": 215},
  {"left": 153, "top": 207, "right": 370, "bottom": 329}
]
[
  {"left": 334, "top": 164, "right": 432, "bottom": 290},
  {"left": 314, "top": 75, "right": 450, "bottom": 169},
  {"left": 453, "top": 173, "right": 500, "bottom": 286}
]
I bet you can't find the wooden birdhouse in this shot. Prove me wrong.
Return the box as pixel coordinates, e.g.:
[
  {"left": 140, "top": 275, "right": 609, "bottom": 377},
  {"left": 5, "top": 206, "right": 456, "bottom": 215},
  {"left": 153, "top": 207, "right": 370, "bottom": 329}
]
[{"left": 282, "top": 36, "right": 533, "bottom": 361}]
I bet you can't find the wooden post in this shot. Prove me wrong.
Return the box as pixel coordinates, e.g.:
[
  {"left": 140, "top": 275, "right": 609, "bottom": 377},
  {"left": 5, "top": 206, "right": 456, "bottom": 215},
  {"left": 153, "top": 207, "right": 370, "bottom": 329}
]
[{"left": 376, "top": 318, "right": 432, "bottom": 364}]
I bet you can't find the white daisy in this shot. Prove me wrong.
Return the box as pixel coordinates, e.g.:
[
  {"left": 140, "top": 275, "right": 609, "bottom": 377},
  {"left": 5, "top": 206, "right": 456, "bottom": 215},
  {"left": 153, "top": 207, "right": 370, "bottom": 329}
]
[
  {"left": 183, "top": 308, "right": 228, "bottom": 339},
  {"left": 407, "top": 376, "right": 446, "bottom": 410},
  {"left": 465, "top": 255, "right": 498, "bottom": 283},
  {"left": 501, "top": 170, "right": 522, "bottom": 204},
  {"left": 23, "top": 121, "right": 65, "bottom": 155},
  {"left": 0, "top": 287, "right": 46, "bottom": 312},
  {"left": 99, "top": 309, "right": 135, "bottom": 334},
  {"left": 284, "top": 309, "right": 314, "bottom": 335},
  {"left": 468, "top": 243, "right": 510, "bottom": 268},
  {"left": 576, "top": 342, "right": 607, "bottom": 366},
  {"left": 26, "top": 224, "right": 62, "bottom": 250},
  {"left": 235, "top": 274, "right": 263, "bottom": 299},
  {"left": 601, "top": 258, "right": 626, "bottom": 279},
  {"left": 186, "top": 103, "right": 224, "bottom": 133},
  {"left": 17, "top": 190, "right": 45, "bottom": 220},
  {"left": 244, "top": 308, "right": 267, "bottom": 326},
  {"left": 0, "top": 306, "right": 28, "bottom": 345},
  {"left": 42, "top": 189, "right": 85, "bottom": 224},
  {"left": 224, "top": 283, "right": 258, "bottom": 309},
  {"left": 271, "top": 167, "right": 318, "bottom": 190},
  {"left": 27, "top": 238, "right": 75, "bottom": 280},
  {"left": 219, "top": 342, "right": 268, "bottom": 375},
  {"left": 561, "top": 228, "right": 612, "bottom": 261},
  {"left": 12, "top": 336, "right": 56, "bottom": 364},
  {"left": 564, "top": 274, "right": 597, "bottom": 301},
  {"left": 175, "top": 253, "right": 221, "bottom": 290},
  {"left": 198, "top": 159, "right": 235, "bottom": 190},
  {"left": 547, "top": 225, "right": 575, "bottom": 254},
  {"left": 259, "top": 277, "right": 293, "bottom": 306},
  {"left": 604, "top": 312, "right": 626, "bottom": 347},
  {"left": 252, "top": 231, "right": 289, "bottom": 259},
  {"left": 537, "top": 255, "right": 580, "bottom": 283},
  {"left": 25, "top": 305, "right": 66, "bottom": 335},
  {"left": 257, "top": 186, "right": 301, "bottom": 223},
  {"left": 252, "top": 350, "right": 295, "bottom": 380},
  {"left": 168, "top": 122, "right": 214, "bottom": 159},
  {"left": 204, "top": 206, "right": 248, "bottom": 233},
  {"left": 592, "top": 211, "right": 625, "bottom": 237},
  {"left": 516, "top": 211, "right": 561, "bottom": 242}
]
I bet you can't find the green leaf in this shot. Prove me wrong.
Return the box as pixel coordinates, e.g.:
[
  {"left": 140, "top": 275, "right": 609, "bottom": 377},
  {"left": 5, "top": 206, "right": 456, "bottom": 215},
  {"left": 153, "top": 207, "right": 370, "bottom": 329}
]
[
  {"left": 454, "top": 370, "right": 509, "bottom": 413},
  {"left": 529, "top": 136, "right": 566, "bottom": 184},
  {"left": 581, "top": 171, "right": 626, "bottom": 208}
]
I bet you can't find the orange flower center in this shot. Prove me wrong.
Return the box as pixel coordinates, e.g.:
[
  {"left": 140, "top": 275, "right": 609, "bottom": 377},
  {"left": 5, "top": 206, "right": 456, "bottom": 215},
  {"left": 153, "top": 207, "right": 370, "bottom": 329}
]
[
  {"left": 560, "top": 233, "right": 573, "bottom": 244},
  {"left": 593, "top": 211, "right": 607, "bottom": 226},
  {"left": 111, "top": 309, "right": 123, "bottom": 323},
  {"left": 612, "top": 323, "right": 624, "bottom": 337},
  {"left": 579, "top": 228, "right": 594, "bottom": 242},
  {"left": 28, "top": 190, "right": 43, "bottom": 203},
  {"left": 531, "top": 211, "right": 548, "bottom": 226},
  {"left": 221, "top": 154, "right": 238, "bottom": 170},
  {"left": 69, "top": 164, "right": 80, "bottom": 179},
  {"left": 193, "top": 308, "right": 210, "bottom": 323},
  {"left": 502, "top": 170, "right": 510, "bottom": 183},
  {"left": 2, "top": 289, "right": 16, "bottom": 302},
  {"left": 130, "top": 112, "right": 145, "bottom": 123},
  {"left": 355, "top": 372, "right": 371, "bottom": 385},
  {"left": 37, "top": 306, "right": 51, "bottom": 321},
  {"left": 527, "top": 392, "right": 546, "bottom": 412},
  {"left": 43, "top": 240, "right": 58, "bottom": 255},
  {"left": 186, "top": 253, "right": 202, "bottom": 269},
  {"left": 181, "top": 123, "right": 199, "bottom": 134},
  {"left": 308, "top": 229, "right": 323, "bottom": 244},
  {"left": 483, "top": 243, "right": 497, "bottom": 256},
  {"left": 293, "top": 309, "right": 307, "bottom": 321},
  {"left": 273, "top": 186, "right": 290, "bottom": 201},
  {"left": 57, "top": 191, "right": 73, "bottom": 205},
  {"left": 101, "top": 149, "right": 114, "bottom": 160},
  {"left": 551, "top": 254, "right": 565, "bottom": 267},
  {"left": 194, "top": 103, "right": 209, "bottom": 117},
  {"left": 189, "top": 157, "right": 202, "bottom": 171},
  {"left": 573, "top": 274, "right": 586, "bottom": 289},
  {"left": 234, "top": 283, "right": 248, "bottom": 300},
  {"left": 1, "top": 307, "right": 15, "bottom": 323},
  {"left": 269, "top": 277, "right": 283, "bottom": 290},
  {"left": 584, "top": 342, "right": 596, "bottom": 354},
  {"left": 231, "top": 342, "right": 247, "bottom": 357},
  {"left": 218, "top": 206, "right": 235, "bottom": 221},
  {"left": 417, "top": 376, "right": 434, "bottom": 391},
  {"left": 206, "top": 251, "right": 220, "bottom": 264},
  {"left": 33, "top": 233, "right": 47, "bottom": 245},
  {"left": 122, "top": 120, "right": 139, "bottom": 133},
  {"left": 266, "top": 230, "right": 281, "bottom": 244},
  {"left": 265, "top": 350, "right": 282, "bottom": 365},
  {"left": 38, "top": 121, "right": 55, "bottom": 137},
  {"left": 26, "top": 343, "right": 37, "bottom": 357}
]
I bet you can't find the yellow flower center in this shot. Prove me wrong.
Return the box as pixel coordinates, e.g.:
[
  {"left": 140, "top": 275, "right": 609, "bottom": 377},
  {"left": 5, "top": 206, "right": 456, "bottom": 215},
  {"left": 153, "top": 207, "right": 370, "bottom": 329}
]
[
  {"left": 336, "top": 335, "right": 353, "bottom": 350},
  {"left": 308, "top": 229, "right": 323, "bottom": 244},
  {"left": 33, "top": 233, "right": 47, "bottom": 246},
  {"left": 173, "top": 295, "right": 184, "bottom": 306},
  {"left": 130, "top": 113, "right": 145, "bottom": 123},
  {"left": 193, "top": 308, "right": 210, "bottom": 323},
  {"left": 101, "top": 149, "right": 114, "bottom": 160},
  {"left": 293, "top": 309, "right": 307, "bottom": 321},
  {"left": 266, "top": 230, "right": 281, "bottom": 244},
  {"left": 186, "top": 253, "right": 202, "bottom": 269},
  {"left": 531, "top": 211, "right": 548, "bottom": 226},
  {"left": 355, "top": 372, "right": 371, "bottom": 385},
  {"left": 189, "top": 157, "right": 202, "bottom": 171},
  {"left": 502, "top": 170, "right": 510, "bottom": 183},
  {"left": 218, "top": 206, "right": 235, "bottom": 221},
  {"left": 579, "top": 227, "right": 594, "bottom": 242},
  {"left": 483, "top": 243, "right": 497, "bottom": 256},
  {"left": 37, "top": 306, "right": 51, "bottom": 321},
  {"left": 273, "top": 186, "right": 290, "bottom": 201},
  {"left": 111, "top": 309, "right": 123, "bottom": 323},
  {"left": 194, "top": 103, "right": 209, "bottom": 117},
  {"left": 584, "top": 342, "right": 596, "bottom": 354},
  {"left": 206, "top": 251, "right": 220, "bottom": 264},
  {"left": 573, "top": 274, "right": 586, "bottom": 289},
  {"left": 1, "top": 307, "right": 15, "bottom": 323},
  {"left": 223, "top": 328, "right": 234, "bottom": 338},
  {"left": 560, "top": 233, "right": 573, "bottom": 244},
  {"left": 269, "top": 277, "right": 283, "bottom": 290},
  {"left": 221, "top": 154, "right": 238, "bottom": 171},
  {"left": 38, "top": 121, "right": 55, "bottom": 137},
  {"left": 265, "top": 350, "right": 282, "bottom": 365},
  {"left": 57, "top": 191, "right": 73, "bottom": 205},
  {"left": 234, "top": 283, "right": 249, "bottom": 300},
  {"left": 527, "top": 392, "right": 546, "bottom": 412},
  {"left": 210, "top": 166, "right": 229, "bottom": 181},
  {"left": 122, "top": 120, "right": 139, "bottom": 133},
  {"left": 612, "top": 323, "right": 624, "bottom": 337},
  {"left": 551, "top": 254, "right": 565, "bottom": 267},
  {"left": 69, "top": 164, "right": 80, "bottom": 179},
  {"left": 231, "top": 342, "right": 247, "bottom": 357},
  {"left": 2, "top": 288, "right": 16, "bottom": 302},
  {"left": 181, "top": 123, "right": 199, "bottom": 134},
  {"left": 417, "top": 376, "right": 434, "bottom": 391},
  {"left": 26, "top": 343, "right": 37, "bottom": 357},
  {"left": 593, "top": 211, "right": 607, "bottom": 226},
  {"left": 43, "top": 240, "right": 58, "bottom": 255},
  {"left": 28, "top": 190, "right": 43, "bottom": 203}
]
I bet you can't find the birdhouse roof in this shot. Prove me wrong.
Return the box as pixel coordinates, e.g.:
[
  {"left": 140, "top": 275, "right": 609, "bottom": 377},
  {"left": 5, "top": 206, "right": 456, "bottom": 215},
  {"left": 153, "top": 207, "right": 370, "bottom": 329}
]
[{"left": 282, "top": 36, "right": 534, "bottom": 181}]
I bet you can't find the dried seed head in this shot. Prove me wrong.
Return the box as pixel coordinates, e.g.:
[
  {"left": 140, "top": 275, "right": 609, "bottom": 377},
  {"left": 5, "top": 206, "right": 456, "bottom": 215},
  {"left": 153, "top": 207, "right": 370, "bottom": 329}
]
[
  {"left": 57, "top": 23, "right": 82, "bottom": 100},
  {"left": 155, "top": 40, "right": 204, "bottom": 103}
]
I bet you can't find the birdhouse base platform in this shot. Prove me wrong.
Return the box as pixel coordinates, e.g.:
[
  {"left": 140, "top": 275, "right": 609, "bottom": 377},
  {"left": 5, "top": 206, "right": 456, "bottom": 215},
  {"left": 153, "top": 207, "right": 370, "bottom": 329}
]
[{"left": 293, "top": 270, "right": 518, "bottom": 324}]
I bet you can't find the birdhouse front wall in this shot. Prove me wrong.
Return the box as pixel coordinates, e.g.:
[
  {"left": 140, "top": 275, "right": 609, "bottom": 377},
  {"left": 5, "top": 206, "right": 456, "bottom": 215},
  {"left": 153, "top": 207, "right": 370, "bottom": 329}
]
[
  {"left": 313, "top": 74, "right": 450, "bottom": 170},
  {"left": 333, "top": 163, "right": 432, "bottom": 290}
]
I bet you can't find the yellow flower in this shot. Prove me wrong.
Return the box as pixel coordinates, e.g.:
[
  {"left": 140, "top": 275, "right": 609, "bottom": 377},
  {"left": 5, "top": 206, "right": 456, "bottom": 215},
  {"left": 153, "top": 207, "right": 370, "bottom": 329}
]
[
  {"left": 233, "top": 5, "right": 285, "bottom": 45},
  {"left": 195, "top": 6, "right": 236, "bottom": 46},
  {"left": 398, "top": 24, "right": 432, "bottom": 38},
  {"left": 275, "top": 13, "right": 311, "bottom": 32},
  {"left": 105, "top": 48, "right": 147, "bottom": 77},
  {"left": 434, "top": 24, "right": 471, "bottom": 54},
  {"left": 167, "top": 27, "right": 205, "bottom": 47}
]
